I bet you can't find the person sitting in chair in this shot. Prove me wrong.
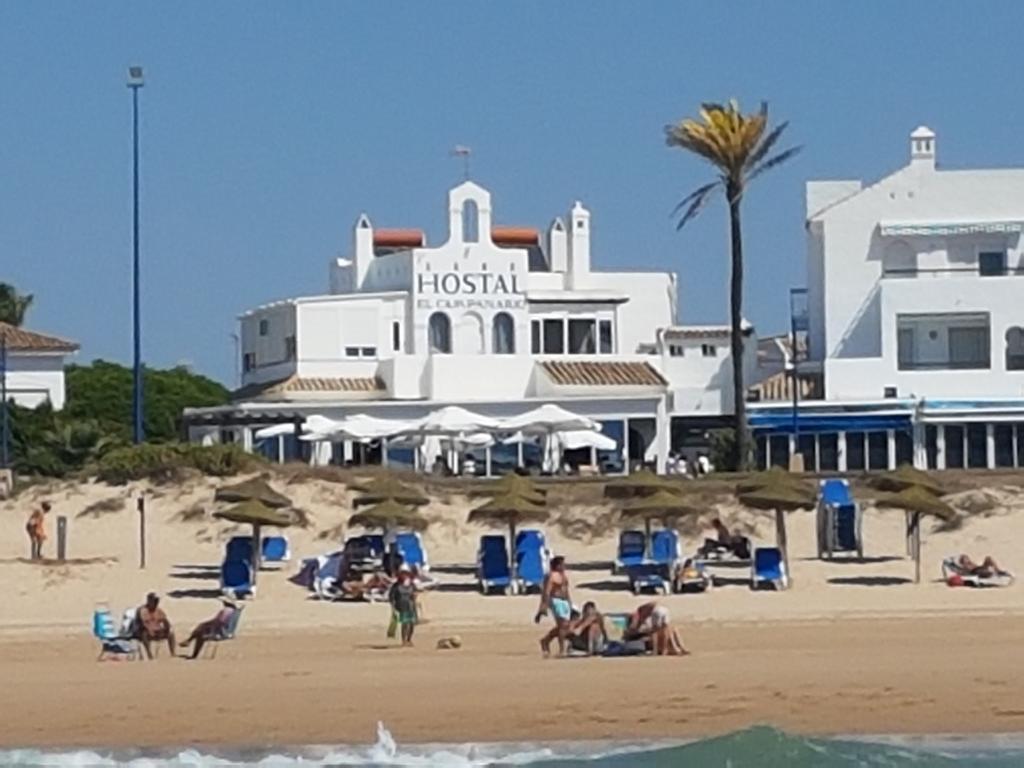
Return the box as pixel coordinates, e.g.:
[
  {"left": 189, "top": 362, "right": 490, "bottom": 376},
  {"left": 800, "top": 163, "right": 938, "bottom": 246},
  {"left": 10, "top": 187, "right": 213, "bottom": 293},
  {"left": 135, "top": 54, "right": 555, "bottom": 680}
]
[
  {"left": 698, "top": 519, "right": 751, "bottom": 560},
  {"left": 135, "top": 592, "right": 175, "bottom": 659},
  {"left": 568, "top": 601, "right": 607, "bottom": 656},
  {"left": 179, "top": 599, "right": 238, "bottom": 660},
  {"left": 958, "top": 554, "right": 1009, "bottom": 579}
]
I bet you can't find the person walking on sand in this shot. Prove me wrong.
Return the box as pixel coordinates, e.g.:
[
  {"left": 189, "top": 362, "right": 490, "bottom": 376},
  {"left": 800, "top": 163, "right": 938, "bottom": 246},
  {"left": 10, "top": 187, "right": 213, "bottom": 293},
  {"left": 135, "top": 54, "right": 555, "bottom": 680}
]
[
  {"left": 26, "top": 502, "right": 50, "bottom": 560},
  {"left": 388, "top": 564, "right": 419, "bottom": 647},
  {"left": 535, "top": 556, "right": 572, "bottom": 657}
]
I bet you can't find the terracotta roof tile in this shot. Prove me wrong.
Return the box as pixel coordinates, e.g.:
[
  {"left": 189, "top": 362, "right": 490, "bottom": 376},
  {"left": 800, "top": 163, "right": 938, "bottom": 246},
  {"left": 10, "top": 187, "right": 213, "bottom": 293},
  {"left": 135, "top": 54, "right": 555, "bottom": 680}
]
[
  {"left": 540, "top": 360, "right": 667, "bottom": 388},
  {"left": 748, "top": 371, "right": 823, "bottom": 402},
  {"left": 0, "top": 322, "right": 78, "bottom": 353},
  {"left": 234, "top": 374, "right": 384, "bottom": 401}
]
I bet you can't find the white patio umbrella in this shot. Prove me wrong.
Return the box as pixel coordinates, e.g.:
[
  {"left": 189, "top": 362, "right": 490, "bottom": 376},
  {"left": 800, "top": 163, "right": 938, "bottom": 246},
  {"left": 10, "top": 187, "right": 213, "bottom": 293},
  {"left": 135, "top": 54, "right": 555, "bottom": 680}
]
[
  {"left": 254, "top": 423, "right": 297, "bottom": 464},
  {"left": 501, "top": 404, "right": 600, "bottom": 472},
  {"left": 557, "top": 429, "right": 617, "bottom": 451},
  {"left": 406, "top": 405, "right": 502, "bottom": 436}
]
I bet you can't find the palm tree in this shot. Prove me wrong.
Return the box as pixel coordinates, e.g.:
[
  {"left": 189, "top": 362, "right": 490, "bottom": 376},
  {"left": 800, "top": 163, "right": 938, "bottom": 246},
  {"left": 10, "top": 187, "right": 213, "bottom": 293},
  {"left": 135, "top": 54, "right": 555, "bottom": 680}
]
[
  {"left": 665, "top": 101, "right": 799, "bottom": 470},
  {"left": 0, "top": 283, "right": 34, "bottom": 326}
]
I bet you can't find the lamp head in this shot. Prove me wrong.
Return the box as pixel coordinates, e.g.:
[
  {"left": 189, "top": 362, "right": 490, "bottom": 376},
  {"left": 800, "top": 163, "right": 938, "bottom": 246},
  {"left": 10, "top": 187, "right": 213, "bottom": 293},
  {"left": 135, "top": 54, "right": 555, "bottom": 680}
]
[{"left": 127, "top": 66, "right": 144, "bottom": 87}]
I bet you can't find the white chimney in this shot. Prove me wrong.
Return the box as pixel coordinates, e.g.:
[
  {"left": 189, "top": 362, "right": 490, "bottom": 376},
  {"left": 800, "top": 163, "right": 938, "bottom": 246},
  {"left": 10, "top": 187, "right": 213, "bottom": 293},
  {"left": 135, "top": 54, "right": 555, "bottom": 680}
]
[
  {"left": 567, "top": 201, "right": 591, "bottom": 289},
  {"left": 909, "top": 126, "right": 936, "bottom": 170},
  {"left": 548, "top": 217, "right": 567, "bottom": 272},
  {"left": 353, "top": 213, "right": 373, "bottom": 290}
]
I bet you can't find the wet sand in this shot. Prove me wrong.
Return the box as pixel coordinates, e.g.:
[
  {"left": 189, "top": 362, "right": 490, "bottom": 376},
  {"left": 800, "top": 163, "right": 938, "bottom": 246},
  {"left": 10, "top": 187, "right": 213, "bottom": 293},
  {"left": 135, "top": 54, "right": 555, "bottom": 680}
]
[{"left": 4, "top": 615, "right": 1024, "bottom": 748}]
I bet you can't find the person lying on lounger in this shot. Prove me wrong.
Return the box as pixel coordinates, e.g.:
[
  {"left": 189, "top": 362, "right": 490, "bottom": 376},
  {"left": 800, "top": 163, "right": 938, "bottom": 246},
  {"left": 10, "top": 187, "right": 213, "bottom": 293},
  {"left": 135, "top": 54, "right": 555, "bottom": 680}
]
[
  {"left": 568, "top": 601, "right": 607, "bottom": 656},
  {"left": 624, "top": 602, "right": 689, "bottom": 656},
  {"left": 957, "top": 554, "right": 1009, "bottom": 579},
  {"left": 697, "top": 519, "right": 751, "bottom": 560},
  {"left": 178, "top": 599, "right": 238, "bottom": 660}
]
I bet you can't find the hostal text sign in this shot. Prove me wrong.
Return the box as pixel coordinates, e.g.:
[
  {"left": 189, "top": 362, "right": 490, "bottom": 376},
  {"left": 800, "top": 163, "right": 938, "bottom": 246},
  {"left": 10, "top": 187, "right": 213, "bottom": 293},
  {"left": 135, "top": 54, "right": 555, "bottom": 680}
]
[{"left": 416, "top": 272, "right": 525, "bottom": 310}]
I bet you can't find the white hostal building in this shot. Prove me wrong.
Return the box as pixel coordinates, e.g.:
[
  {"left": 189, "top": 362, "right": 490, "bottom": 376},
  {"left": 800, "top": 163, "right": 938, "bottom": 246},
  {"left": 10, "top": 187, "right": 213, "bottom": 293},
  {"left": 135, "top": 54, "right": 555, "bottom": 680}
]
[
  {"left": 750, "top": 127, "right": 1024, "bottom": 471},
  {"left": 0, "top": 322, "right": 78, "bottom": 410},
  {"left": 185, "top": 182, "right": 757, "bottom": 471}
]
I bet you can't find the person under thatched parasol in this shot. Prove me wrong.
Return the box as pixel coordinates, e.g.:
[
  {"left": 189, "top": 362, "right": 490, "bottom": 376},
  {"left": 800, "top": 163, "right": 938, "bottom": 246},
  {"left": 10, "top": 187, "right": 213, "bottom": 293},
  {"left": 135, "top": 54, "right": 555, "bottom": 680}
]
[
  {"left": 468, "top": 493, "right": 548, "bottom": 590},
  {"left": 213, "top": 499, "right": 293, "bottom": 584},
  {"left": 873, "top": 485, "right": 955, "bottom": 583}
]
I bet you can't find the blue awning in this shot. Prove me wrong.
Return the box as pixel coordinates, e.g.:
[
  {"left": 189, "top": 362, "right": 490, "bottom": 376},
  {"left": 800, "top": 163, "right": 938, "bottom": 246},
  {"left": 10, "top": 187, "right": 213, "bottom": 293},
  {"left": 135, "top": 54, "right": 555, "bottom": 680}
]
[{"left": 750, "top": 412, "right": 912, "bottom": 435}]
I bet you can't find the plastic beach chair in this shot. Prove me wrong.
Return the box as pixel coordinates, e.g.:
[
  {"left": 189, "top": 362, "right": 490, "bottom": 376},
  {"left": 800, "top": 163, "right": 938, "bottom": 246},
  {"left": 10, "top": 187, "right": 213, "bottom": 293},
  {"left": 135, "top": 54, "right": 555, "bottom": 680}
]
[
  {"left": 750, "top": 547, "right": 789, "bottom": 590},
  {"left": 202, "top": 606, "right": 244, "bottom": 659},
  {"left": 261, "top": 535, "right": 291, "bottom": 566},
  {"left": 396, "top": 532, "right": 428, "bottom": 571},
  {"left": 221, "top": 558, "right": 254, "bottom": 599},
  {"left": 651, "top": 529, "right": 680, "bottom": 565},
  {"left": 615, "top": 530, "right": 647, "bottom": 574},
  {"left": 516, "top": 532, "right": 547, "bottom": 594},
  {"left": 93, "top": 603, "right": 140, "bottom": 661},
  {"left": 477, "top": 535, "right": 514, "bottom": 595}
]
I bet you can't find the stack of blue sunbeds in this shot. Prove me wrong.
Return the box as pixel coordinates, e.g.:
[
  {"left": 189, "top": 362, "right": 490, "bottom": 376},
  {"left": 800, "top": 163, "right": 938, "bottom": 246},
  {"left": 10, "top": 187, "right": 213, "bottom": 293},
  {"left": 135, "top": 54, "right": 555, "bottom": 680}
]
[
  {"left": 476, "top": 529, "right": 549, "bottom": 595},
  {"left": 816, "top": 478, "right": 863, "bottom": 559},
  {"left": 615, "top": 529, "right": 680, "bottom": 594},
  {"left": 219, "top": 534, "right": 291, "bottom": 599}
]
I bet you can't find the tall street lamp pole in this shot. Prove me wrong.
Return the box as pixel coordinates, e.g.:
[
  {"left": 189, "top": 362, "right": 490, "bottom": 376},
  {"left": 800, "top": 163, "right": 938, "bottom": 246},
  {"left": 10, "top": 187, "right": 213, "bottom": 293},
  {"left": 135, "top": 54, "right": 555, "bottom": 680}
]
[
  {"left": 128, "top": 66, "right": 145, "bottom": 444},
  {"left": 789, "top": 288, "right": 809, "bottom": 467},
  {"left": 1, "top": 332, "right": 9, "bottom": 469}
]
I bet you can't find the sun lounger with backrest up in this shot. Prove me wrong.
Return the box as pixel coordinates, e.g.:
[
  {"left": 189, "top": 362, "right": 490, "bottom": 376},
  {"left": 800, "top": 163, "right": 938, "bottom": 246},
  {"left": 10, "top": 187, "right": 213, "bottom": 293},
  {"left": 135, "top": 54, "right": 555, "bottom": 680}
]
[
  {"left": 261, "top": 536, "right": 290, "bottom": 566},
  {"left": 221, "top": 558, "right": 254, "bottom": 599},
  {"left": 750, "top": 547, "right": 789, "bottom": 590},
  {"left": 817, "top": 479, "right": 863, "bottom": 559},
  {"left": 478, "top": 534, "right": 514, "bottom": 595},
  {"left": 396, "top": 532, "right": 428, "bottom": 571},
  {"left": 624, "top": 529, "right": 679, "bottom": 594},
  {"left": 942, "top": 556, "right": 1015, "bottom": 588},
  {"left": 515, "top": 530, "right": 547, "bottom": 594},
  {"left": 615, "top": 530, "right": 647, "bottom": 574},
  {"left": 225, "top": 536, "right": 254, "bottom": 564}
]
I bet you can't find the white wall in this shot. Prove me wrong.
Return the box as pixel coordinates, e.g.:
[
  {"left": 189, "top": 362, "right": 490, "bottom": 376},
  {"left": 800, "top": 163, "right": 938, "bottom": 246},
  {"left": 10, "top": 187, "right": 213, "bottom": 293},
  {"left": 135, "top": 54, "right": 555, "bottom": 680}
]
[
  {"left": 583, "top": 272, "right": 675, "bottom": 354},
  {"left": 4, "top": 353, "right": 67, "bottom": 409},
  {"left": 659, "top": 334, "right": 758, "bottom": 415},
  {"left": 240, "top": 303, "right": 297, "bottom": 384}
]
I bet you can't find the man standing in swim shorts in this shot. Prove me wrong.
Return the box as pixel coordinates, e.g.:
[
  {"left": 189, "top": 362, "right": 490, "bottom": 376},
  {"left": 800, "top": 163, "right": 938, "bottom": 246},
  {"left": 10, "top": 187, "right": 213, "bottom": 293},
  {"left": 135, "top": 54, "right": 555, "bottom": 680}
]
[{"left": 536, "top": 556, "right": 572, "bottom": 657}]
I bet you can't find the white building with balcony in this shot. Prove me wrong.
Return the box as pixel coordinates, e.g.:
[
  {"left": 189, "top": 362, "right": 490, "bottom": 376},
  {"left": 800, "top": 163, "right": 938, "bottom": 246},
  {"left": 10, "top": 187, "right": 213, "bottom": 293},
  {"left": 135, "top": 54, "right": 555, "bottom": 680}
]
[
  {"left": 750, "top": 127, "right": 1024, "bottom": 472},
  {"left": 185, "top": 181, "right": 758, "bottom": 472}
]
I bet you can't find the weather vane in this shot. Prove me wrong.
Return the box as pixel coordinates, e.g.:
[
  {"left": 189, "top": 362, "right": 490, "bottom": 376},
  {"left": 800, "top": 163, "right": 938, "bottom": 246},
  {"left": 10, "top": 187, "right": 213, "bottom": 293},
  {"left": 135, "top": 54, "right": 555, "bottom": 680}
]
[{"left": 450, "top": 145, "right": 472, "bottom": 181}]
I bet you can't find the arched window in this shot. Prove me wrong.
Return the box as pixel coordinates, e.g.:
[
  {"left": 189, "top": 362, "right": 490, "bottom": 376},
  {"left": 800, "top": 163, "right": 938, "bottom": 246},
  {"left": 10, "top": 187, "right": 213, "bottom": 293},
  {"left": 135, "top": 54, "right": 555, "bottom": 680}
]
[
  {"left": 1006, "top": 326, "right": 1024, "bottom": 370},
  {"left": 428, "top": 312, "right": 451, "bottom": 354},
  {"left": 462, "top": 199, "right": 479, "bottom": 242},
  {"left": 492, "top": 312, "right": 515, "bottom": 354}
]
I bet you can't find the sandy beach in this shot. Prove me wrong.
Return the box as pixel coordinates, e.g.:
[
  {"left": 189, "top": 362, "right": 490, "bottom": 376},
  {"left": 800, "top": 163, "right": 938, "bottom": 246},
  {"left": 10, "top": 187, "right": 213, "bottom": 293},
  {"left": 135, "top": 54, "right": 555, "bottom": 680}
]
[{"left": 1, "top": 470, "right": 1023, "bottom": 748}]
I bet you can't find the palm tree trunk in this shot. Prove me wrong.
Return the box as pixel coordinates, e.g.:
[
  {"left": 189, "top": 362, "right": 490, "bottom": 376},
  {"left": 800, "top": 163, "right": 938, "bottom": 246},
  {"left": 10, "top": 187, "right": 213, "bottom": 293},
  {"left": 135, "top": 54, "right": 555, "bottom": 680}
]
[{"left": 727, "top": 182, "right": 750, "bottom": 471}]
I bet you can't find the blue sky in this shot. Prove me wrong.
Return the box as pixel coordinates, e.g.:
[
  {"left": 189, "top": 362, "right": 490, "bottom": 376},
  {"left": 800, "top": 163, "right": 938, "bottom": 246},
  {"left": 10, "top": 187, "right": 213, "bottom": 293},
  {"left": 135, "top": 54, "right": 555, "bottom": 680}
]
[{"left": 3, "top": 2, "right": 1024, "bottom": 385}]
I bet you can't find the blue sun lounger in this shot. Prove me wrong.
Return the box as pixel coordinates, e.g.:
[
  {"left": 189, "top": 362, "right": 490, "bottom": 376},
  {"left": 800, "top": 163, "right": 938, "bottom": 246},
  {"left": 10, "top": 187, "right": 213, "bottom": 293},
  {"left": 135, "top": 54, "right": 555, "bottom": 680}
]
[
  {"left": 261, "top": 535, "right": 291, "bottom": 566},
  {"left": 515, "top": 530, "right": 547, "bottom": 594},
  {"left": 396, "top": 532, "right": 428, "bottom": 571},
  {"left": 817, "top": 479, "right": 863, "bottom": 559},
  {"left": 221, "top": 558, "right": 254, "bottom": 599},
  {"left": 625, "top": 529, "right": 679, "bottom": 594},
  {"left": 750, "top": 547, "right": 789, "bottom": 590},
  {"left": 615, "top": 530, "right": 647, "bottom": 574},
  {"left": 478, "top": 535, "right": 514, "bottom": 595}
]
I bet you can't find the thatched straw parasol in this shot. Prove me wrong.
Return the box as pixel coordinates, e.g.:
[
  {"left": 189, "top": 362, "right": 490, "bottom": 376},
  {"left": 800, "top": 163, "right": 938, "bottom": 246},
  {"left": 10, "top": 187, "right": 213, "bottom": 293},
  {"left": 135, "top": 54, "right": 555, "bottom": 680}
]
[
  {"left": 350, "top": 476, "right": 429, "bottom": 508},
  {"left": 869, "top": 464, "right": 946, "bottom": 496},
  {"left": 349, "top": 499, "right": 429, "bottom": 533},
  {"left": 737, "top": 480, "right": 816, "bottom": 573},
  {"left": 468, "top": 493, "right": 549, "bottom": 587},
  {"left": 735, "top": 466, "right": 814, "bottom": 496},
  {"left": 213, "top": 499, "right": 293, "bottom": 583},
  {"left": 873, "top": 485, "right": 955, "bottom": 583},
  {"left": 620, "top": 489, "right": 702, "bottom": 555},
  {"left": 603, "top": 469, "right": 680, "bottom": 499},
  {"left": 215, "top": 477, "right": 291, "bottom": 508},
  {"left": 470, "top": 473, "right": 547, "bottom": 503}
]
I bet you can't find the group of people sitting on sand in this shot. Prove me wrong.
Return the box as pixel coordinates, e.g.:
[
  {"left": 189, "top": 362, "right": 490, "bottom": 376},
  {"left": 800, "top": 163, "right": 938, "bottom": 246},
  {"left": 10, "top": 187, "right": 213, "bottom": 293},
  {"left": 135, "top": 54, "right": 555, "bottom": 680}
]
[
  {"left": 534, "top": 556, "right": 688, "bottom": 658},
  {"left": 129, "top": 592, "right": 238, "bottom": 660}
]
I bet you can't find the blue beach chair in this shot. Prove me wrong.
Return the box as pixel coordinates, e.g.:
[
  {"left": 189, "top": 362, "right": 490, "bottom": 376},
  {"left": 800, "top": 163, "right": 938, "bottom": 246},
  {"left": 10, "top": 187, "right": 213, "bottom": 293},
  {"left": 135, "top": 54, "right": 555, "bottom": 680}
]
[
  {"left": 261, "top": 536, "right": 290, "bottom": 566},
  {"left": 516, "top": 532, "right": 547, "bottom": 594},
  {"left": 750, "top": 547, "right": 789, "bottom": 590},
  {"left": 93, "top": 603, "right": 140, "bottom": 661},
  {"left": 202, "top": 606, "right": 245, "bottom": 659},
  {"left": 817, "top": 479, "right": 863, "bottom": 559},
  {"left": 651, "top": 529, "right": 680, "bottom": 566},
  {"left": 221, "top": 558, "right": 254, "bottom": 599},
  {"left": 396, "top": 532, "right": 428, "bottom": 571},
  {"left": 477, "top": 535, "right": 514, "bottom": 595},
  {"left": 225, "top": 536, "right": 254, "bottom": 564},
  {"left": 615, "top": 530, "right": 647, "bottom": 574}
]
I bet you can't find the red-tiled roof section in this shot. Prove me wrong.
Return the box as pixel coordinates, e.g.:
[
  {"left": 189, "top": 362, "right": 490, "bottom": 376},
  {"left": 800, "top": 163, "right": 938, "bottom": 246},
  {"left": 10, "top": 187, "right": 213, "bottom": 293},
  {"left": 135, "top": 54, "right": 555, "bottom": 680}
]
[
  {"left": 234, "top": 375, "right": 384, "bottom": 400},
  {"left": 492, "top": 226, "right": 539, "bottom": 246},
  {"left": 374, "top": 229, "right": 425, "bottom": 248},
  {"left": 0, "top": 322, "right": 78, "bottom": 352},
  {"left": 541, "top": 360, "right": 667, "bottom": 387}
]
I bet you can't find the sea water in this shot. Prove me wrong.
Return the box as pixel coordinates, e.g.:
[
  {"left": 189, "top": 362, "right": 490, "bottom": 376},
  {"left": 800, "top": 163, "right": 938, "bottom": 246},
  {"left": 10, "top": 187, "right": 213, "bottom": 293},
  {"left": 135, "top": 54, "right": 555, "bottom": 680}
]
[{"left": 4, "top": 724, "right": 1024, "bottom": 767}]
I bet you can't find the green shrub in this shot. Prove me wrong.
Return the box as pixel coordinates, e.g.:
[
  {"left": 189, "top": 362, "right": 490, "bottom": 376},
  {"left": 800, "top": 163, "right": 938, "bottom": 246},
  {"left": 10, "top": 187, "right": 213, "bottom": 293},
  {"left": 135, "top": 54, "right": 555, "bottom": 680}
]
[{"left": 95, "top": 443, "right": 262, "bottom": 485}]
